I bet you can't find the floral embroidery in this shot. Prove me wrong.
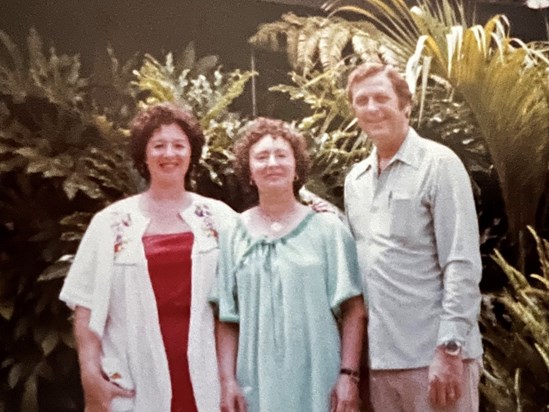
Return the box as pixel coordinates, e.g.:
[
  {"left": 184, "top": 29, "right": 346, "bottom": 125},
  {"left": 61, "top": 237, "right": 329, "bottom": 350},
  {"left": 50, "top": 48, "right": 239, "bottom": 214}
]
[
  {"left": 111, "top": 212, "right": 132, "bottom": 255},
  {"left": 194, "top": 204, "right": 218, "bottom": 239}
]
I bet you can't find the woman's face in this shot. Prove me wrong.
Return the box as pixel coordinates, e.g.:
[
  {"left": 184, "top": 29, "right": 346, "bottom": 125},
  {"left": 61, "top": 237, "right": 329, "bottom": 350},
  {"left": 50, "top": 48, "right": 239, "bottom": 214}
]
[
  {"left": 145, "top": 123, "right": 191, "bottom": 184},
  {"left": 249, "top": 135, "right": 296, "bottom": 194}
]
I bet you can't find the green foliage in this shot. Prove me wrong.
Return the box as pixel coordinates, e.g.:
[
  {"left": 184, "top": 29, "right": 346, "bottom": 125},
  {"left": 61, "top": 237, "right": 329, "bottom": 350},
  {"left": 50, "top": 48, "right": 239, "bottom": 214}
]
[
  {"left": 0, "top": 28, "right": 140, "bottom": 412},
  {"left": 0, "top": 29, "right": 253, "bottom": 410},
  {"left": 249, "top": 6, "right": 548, "bottom": 411},
  {"left": 480, "top": 227, "right": 549, "bottom": 411},
  {"left": 270, "top": 66, "right": 371, "bottom": 208},
  {"left": 132, "top": 51, "right": 256, "bottom": 208},
  {"left": 249, "top": 12, "right": 398, "bottom": 74},
  {"left": 326, "top": 0, "right": 549, "bottom": 242}
]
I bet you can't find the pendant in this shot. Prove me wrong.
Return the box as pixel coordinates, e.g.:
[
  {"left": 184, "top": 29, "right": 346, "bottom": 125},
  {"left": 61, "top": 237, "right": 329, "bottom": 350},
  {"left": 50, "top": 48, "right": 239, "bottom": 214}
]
[{"left": 270, "top": 221, "right": 283, "bottom": 232}]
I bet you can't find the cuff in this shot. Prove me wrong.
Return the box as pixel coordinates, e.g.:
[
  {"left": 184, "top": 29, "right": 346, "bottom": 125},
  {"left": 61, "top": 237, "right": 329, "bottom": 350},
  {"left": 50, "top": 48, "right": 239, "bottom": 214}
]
[{"left": 437, "top": 319, "right": 470, "bottom": 346}]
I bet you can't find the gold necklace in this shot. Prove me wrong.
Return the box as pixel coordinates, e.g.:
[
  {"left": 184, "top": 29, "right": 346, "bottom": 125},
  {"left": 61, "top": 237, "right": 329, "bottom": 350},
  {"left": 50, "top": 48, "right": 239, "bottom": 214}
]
[{"left": 258, "top": 206, "right": 296, "bottom": 233}]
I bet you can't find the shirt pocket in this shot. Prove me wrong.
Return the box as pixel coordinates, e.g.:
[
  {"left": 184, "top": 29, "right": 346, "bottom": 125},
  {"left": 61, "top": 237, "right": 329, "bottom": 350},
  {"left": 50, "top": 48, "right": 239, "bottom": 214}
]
[{"left": 389, "top": 192, "right": 414, "bottom": 239}]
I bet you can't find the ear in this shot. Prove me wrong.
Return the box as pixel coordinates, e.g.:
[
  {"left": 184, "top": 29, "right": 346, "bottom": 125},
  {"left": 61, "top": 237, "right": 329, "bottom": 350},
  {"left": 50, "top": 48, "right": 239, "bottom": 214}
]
[{"left": 404, "top": 105, "right": 412, "bottom": 118}]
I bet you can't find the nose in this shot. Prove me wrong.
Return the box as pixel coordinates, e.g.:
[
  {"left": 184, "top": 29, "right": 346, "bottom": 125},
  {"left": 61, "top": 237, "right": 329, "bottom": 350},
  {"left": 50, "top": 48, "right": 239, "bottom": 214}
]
[
  {"left": 364, "top": 100, "right": 379, "bottom": 113},
  {"left": 266, "top": 153, "right": 278, "bottom": 167},
  {"left": 164, "top": 144, "right": 176, "bottom": 156}
]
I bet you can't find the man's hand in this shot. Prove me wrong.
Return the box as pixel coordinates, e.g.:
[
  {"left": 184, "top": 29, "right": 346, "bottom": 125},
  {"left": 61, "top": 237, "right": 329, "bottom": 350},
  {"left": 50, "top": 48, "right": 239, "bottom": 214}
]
[{"left": 428, "top": 347, "right": 464, "bottom": 408}]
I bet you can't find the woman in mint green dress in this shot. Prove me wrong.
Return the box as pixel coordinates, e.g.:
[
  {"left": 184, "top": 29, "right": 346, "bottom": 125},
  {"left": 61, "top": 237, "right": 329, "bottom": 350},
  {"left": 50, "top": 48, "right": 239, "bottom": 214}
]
[{"left": 210, "top": 118, "right": 366, "bottom": 412}]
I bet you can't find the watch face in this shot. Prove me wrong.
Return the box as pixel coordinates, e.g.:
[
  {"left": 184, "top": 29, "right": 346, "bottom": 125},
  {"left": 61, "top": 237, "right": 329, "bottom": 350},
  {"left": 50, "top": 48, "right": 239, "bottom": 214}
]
[{"left": 444, "top": 341, "right": 461, "bottom": 356}]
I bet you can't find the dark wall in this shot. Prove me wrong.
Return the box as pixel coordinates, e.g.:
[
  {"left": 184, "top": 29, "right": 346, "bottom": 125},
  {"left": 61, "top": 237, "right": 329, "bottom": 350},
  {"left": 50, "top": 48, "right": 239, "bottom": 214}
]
[
  {"left": 1, "top": 0, "right": 545, "bottom": 118},
  {"left": 0, "top": 0, "right": 321, "bottom": 71},
  {"left": 2, "top": 1, "right": 545, "bottom": 71}
]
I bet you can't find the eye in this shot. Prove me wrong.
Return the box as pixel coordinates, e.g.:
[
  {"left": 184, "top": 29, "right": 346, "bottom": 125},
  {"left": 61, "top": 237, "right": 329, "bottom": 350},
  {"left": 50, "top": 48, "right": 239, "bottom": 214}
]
[
  {"left": 376, "top": 95, "right": 390, "bottom": 103},
  {"left": 355, "top": 96, "right": 368, "bottom": 106}
]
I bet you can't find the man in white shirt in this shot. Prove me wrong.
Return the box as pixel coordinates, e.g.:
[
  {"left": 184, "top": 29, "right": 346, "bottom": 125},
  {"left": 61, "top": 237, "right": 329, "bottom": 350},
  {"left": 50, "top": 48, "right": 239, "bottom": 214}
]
[{"left": 344, "top": 62, "right": 483, "bottom": 411}]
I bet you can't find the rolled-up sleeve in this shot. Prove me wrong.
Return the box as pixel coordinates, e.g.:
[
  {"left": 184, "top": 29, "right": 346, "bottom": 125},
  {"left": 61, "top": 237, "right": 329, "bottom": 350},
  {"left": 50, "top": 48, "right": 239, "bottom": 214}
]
[{"left": 431, "top": 153, "right": 482, "bottom": 345}]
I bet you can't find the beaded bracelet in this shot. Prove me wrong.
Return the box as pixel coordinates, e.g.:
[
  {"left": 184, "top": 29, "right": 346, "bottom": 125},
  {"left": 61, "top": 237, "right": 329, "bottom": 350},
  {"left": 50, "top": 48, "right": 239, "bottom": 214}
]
[{"left": 340, "top": 368, "right": 360, "bottom": 385}]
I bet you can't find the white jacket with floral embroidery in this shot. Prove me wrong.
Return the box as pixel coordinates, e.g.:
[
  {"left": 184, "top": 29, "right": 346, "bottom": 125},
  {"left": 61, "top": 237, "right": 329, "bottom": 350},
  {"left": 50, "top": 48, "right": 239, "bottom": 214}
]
[{"left": 60, "top": 193, "right": 236, "bottom": 412}]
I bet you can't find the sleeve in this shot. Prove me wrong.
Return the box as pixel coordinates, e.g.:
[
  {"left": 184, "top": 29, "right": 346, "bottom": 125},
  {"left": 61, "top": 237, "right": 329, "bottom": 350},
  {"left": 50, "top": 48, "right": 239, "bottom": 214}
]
[
  {"left": 212, "top": 200, "right": 238, "bottom": 234},
  {"left": 208, "top": 222, "right": 240, "bottom": 323},
  {"left": 58, "top": 213, "right": 112, "bottom": 310},
  {"left": 431, "top": 152, "right": 482, "bottom": 346},
  {"left": 343, "top": 171, "right": 357, "bottom": 237},
  {"left": 324, "top": 215, "right": 364, "bottom": 316}
]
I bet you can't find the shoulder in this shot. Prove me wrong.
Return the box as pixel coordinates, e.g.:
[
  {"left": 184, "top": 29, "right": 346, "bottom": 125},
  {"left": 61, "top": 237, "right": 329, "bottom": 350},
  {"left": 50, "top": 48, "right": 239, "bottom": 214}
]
[
  {"left": 345, "top": 156, "right": 373, "bottom": 183},
  {"left": 189, "top": 193, "right": 237, "bottom": 219},
  {"left": 415, "top": 134, "right": 462, "bottom": 164},
  {"left": 309, "top": 211, "right": 349, "bottom": 235},
  {"left": 88, "top": 195, "right": 140, "bottom": 230},
  {"left": 94, "top": 195, "right": 140, "bottom": 217}
]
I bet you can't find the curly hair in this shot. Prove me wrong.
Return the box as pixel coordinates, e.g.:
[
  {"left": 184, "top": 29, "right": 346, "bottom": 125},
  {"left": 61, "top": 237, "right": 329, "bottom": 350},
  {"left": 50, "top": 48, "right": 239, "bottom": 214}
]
[
  {"left": 129, "top": 103, "right": 205, "bottom": 187},
  {"left": 233, "top": 117, "right": 310, "bottom": 203},
  {"left": 346, "top": 62, "right": 412, "bottom": 110}
]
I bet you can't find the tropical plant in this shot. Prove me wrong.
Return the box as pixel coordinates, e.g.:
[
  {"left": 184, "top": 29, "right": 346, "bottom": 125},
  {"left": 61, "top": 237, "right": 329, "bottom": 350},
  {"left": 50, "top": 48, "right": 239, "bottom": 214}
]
[
  {"left": 480, "top": 227, "right": 549, "bottom": 411},
  {"left": 250, "top": 11, "right": 399, "bottom": 74},
  {"left": 132, "top": 51, "right": 256, "bottom": 208},
  {"left": 325, "top": 0, "right": 549, "bottom": 244},
  {"left": 0, "top": 29, "right": 254, "bottom": 410},
  {"left": 0, "top": 28, "right": 139, "bottom": 412}
]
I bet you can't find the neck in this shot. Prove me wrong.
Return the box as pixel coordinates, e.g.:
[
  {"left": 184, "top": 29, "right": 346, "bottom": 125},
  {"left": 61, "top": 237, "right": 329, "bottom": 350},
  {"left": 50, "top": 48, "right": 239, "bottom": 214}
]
[
  {"left": 146, "top": 181, "right": 187, "bottom": 202},
  {"left": 258, "top": 190, "right": 299, "bottom": 218},
  {"left": 376, "top": 126, "right": 409, "bottom": 163}
]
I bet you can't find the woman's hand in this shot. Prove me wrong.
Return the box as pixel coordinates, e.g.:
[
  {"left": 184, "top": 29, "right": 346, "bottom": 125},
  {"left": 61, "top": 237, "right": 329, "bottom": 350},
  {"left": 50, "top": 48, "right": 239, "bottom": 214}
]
[
  {"left": 220, "top": 379, "right": 247, "bottom": 412},
  {"left": 81, "top": 372, "right": 135, "bottom": 412},
  {"left": 330, "top": 374, "right": 360, "bottom": 412}
]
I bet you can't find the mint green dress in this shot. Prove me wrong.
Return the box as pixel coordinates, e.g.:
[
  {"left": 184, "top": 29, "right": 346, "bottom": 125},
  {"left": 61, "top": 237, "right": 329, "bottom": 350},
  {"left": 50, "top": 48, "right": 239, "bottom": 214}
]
[{"left": 210, "top": 211, "right": 362, "bottom": 412}]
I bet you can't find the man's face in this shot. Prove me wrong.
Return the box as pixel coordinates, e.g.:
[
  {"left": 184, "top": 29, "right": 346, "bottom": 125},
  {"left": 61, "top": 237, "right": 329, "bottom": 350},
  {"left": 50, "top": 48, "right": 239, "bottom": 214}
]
[{"left": 350, "top": 72, "right": 410, "bottom": 148}]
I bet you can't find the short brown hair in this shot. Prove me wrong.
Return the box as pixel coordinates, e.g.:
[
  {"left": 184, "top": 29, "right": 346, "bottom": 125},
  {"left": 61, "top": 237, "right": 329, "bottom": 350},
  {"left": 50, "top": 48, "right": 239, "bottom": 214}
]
[
  {"left": 233, "top": 117, "right": 310, "bottom": 203},
  {"left": 346, "top": 63, "right": 412, "bottom": 109},
  {"left": 129, "top": 103, "right": 205, "bottom": 187}
]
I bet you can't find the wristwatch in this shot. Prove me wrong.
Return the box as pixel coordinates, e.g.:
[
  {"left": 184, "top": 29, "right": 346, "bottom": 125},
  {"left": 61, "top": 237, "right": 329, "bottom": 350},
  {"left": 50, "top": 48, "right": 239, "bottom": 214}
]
[{"left": 442, "top": 340, "right": 462, "bottom": 356}]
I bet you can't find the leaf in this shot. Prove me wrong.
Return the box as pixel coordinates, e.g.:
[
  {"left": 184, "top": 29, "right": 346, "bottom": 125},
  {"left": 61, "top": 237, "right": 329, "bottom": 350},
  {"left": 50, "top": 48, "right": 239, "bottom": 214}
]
[
  {"left": 8, "top": 363, "right": 22, "bottom": 388},
  {"left": 41, "top": 332, "right": 59, "bottom": 356},
  {"left": 37, "top": 261, "right": 71, "bottom": 282},
  {"left": 21, "top": 374, "right": 38, "bottom": 412},
  {"left": 0, "top": 303, "right": 14, "bottom": 321},
  {"left": 62, "top": 172, "right": 103, "bottom": 200},
  {"left": 60, "top": 330, "right": 76, "bottom": 349}
]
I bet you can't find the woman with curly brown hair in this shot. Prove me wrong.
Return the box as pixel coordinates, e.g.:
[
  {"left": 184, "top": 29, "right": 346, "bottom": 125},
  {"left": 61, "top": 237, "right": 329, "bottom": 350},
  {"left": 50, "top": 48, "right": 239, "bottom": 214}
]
[
  {"left": 60, "top": 103, "right": 235, "bottom": 412},
  {"left": 210, "top": 117, "right": 366, "bottom": 412}
]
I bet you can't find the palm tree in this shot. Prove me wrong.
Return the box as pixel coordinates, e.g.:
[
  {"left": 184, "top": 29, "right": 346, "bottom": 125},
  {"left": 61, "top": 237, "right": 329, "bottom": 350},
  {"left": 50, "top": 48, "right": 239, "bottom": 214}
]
[{"left": 324, "top": 0, "right": 549, "bottom": 244}]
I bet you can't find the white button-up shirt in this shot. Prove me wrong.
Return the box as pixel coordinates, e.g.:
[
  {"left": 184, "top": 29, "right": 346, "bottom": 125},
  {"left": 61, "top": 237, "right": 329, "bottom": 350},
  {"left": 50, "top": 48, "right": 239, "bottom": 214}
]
[{"left": 344, "top": 128, "right": 483, "bottom": 370}]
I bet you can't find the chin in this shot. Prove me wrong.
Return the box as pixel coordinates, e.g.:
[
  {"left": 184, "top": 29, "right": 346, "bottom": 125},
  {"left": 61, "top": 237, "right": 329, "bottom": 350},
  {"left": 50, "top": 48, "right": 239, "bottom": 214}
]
[{"left": 259, "top": 183, "right": 293, "bottom": 194}]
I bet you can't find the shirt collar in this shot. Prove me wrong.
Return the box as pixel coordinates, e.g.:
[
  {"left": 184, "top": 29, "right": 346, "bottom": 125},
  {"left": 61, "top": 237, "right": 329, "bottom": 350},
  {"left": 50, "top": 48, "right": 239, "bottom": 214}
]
[
  {"left": 353, "top": 127, "right": 421, "bottom": 180},
  {"left": 392, "top": 127, "right": 421, "bottom": 170}
]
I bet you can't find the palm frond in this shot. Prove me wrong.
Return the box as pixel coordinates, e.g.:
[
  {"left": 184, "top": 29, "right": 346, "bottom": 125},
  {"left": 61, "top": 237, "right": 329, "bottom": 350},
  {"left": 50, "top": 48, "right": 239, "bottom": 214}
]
[{"left": 328, "top": 0, "right": 549, "bottom": 239}]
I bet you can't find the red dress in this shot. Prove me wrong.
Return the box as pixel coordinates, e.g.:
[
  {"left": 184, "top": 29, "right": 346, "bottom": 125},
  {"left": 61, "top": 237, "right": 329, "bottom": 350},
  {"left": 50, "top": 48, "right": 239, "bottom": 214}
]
[{"left": 143, "top": 232, "right": 198, "bottom": 412}]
